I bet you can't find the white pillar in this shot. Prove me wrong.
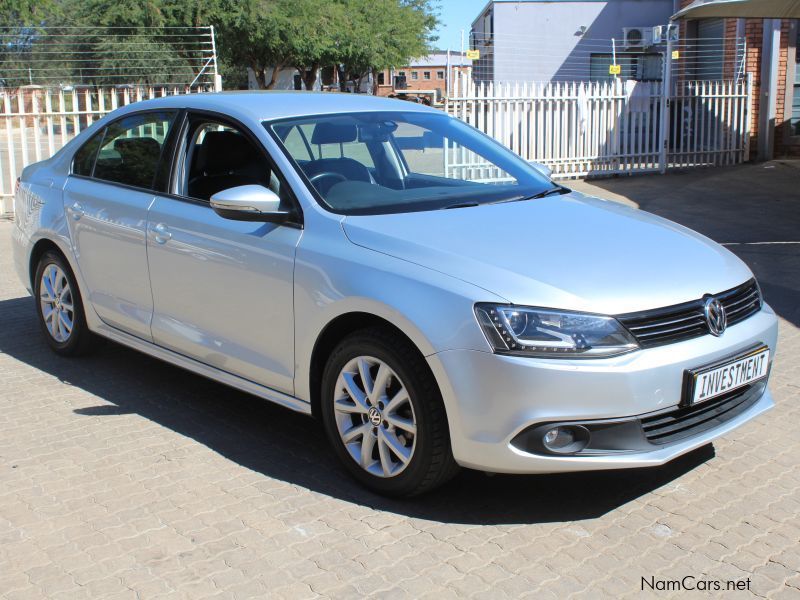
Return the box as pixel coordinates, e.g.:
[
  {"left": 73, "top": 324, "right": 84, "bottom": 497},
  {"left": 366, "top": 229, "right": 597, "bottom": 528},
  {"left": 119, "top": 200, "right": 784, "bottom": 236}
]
[{"left": 758, "top": 19, "right": 782, "bottom": 161}]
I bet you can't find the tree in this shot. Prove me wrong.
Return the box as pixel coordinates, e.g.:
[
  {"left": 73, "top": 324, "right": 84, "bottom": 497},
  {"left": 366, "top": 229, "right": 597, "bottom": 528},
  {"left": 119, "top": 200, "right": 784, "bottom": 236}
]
[
  {"left": 211, "top": 0, "right": 437, "bottom": 91},
  {"left": 0, "top": 0, "right": 59, "bottom": 29},
  {"left": 207, "top": 0, "right": 285, "bottom": 90},
  {"left": 336, "top": 0, "right": 438, "bottom": 93},
  {"left": 0, "top": 0, "right": 439, "bottom": 89}
]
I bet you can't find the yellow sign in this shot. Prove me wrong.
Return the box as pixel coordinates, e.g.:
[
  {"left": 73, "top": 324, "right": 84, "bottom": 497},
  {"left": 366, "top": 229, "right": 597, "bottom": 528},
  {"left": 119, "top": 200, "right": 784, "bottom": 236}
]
[
  {"left": 466, "top": 49, "right": 480, "bottom": 60},
  {"left": 609, "top": 64, "right": 621, "bottom": 75},
  {"left": 672, "top": 50, "right": 680, "bottom": 60}
]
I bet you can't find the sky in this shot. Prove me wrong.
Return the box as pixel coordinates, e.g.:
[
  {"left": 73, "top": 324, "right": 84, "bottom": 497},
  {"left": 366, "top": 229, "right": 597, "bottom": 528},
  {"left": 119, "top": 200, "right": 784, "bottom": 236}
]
[{"left": 433, "top": 0, "right": 488, "bottom": 52}]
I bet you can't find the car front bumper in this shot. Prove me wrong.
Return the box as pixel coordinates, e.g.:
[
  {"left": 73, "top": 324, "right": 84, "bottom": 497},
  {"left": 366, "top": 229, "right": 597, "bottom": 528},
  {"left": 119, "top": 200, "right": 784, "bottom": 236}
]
[{"left": 427, "top": 305, "right": 778, "bottom": 474}]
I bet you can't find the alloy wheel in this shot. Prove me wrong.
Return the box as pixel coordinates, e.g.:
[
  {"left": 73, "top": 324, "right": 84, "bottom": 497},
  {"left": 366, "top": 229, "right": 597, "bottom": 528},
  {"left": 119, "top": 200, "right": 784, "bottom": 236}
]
[
  {"left": 39, "top": 263, "right": 75, "bottom": 343},
  {"left": 333, "top": 356, "right": 417, "bottom": 477}
]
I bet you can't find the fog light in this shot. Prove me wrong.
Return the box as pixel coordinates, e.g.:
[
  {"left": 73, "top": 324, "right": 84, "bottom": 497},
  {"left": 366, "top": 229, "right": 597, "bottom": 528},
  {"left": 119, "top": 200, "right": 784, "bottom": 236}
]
[
  {"left": 538, "top": 425, "right": 590, "bottom": 454},
  {"left": 543, "top": 427, "right": 575, "bottom": 450}
]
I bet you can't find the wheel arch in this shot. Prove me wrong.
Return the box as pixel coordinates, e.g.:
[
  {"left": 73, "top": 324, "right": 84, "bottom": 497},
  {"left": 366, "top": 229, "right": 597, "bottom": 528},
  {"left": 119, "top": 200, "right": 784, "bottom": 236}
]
[
  {"left": 29, "top": 237, "right": 67, "bottom": 290},
  {"left": 307, "top": 311, "right": 437, "bottom": 421}
]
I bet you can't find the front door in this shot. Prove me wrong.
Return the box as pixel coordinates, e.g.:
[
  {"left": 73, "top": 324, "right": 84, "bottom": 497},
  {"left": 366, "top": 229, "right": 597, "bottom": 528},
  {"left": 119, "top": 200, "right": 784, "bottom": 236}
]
[
  {"left": 64, "top": 110, "right": 177, "bottom": 340},
  {"left": 146, "top": 115, "right": 301, "bottom": 394}
]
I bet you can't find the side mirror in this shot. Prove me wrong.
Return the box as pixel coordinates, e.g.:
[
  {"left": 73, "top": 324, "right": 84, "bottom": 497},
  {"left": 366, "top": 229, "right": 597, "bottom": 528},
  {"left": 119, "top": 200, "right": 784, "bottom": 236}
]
[
  {"left": 210, "top": 185, "right": 291, "bottom": 223},
  {"left": 529, "top": 161, "right": 553, "bottom": 179}
]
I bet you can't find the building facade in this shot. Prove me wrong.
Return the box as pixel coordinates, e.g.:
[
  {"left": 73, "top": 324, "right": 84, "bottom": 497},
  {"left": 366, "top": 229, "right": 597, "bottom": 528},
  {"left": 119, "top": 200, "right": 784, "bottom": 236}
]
[
  {"left": 470, "top": 0, "right": 676, "bottom": 83},
  {"left": 676, "top": 1, "right": 800, "bottom": 158},
  {"left": 375, "top": 52, "right": 471, "bottom": 100}
]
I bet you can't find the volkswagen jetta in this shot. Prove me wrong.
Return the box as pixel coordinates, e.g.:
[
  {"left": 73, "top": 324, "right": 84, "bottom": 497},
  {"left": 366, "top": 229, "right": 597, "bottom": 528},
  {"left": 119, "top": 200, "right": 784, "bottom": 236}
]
[{"left": 12, "top": 92, "right": 777, "bottom": 495}]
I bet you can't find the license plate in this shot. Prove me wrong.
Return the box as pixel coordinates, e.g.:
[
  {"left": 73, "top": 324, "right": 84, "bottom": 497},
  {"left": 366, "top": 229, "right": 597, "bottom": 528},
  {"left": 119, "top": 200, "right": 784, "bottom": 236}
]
[{"left": 686, "top": 346, "right": 770, "bottom": 405}]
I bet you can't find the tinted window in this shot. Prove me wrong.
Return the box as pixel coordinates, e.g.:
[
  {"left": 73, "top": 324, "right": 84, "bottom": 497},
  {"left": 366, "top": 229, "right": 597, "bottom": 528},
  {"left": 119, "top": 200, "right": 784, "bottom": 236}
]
[
  {"left": 72, "top": 130, "right": 105, "bottom": 176},
  {"left": 93, "top": 112, "right": 175, "bottom": 189}
]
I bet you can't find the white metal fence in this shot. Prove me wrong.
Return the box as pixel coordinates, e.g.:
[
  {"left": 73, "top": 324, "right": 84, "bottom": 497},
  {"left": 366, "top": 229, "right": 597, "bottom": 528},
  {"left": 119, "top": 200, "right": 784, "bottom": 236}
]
[
  {"left": 0, "top": 84, "right": 217, "bottom": 215},
  {"left": 0, "top": 25, "right": 220, "bottom": 216},
  {"left": 445, "top": 71, "right": 752, "bottom": 178}
]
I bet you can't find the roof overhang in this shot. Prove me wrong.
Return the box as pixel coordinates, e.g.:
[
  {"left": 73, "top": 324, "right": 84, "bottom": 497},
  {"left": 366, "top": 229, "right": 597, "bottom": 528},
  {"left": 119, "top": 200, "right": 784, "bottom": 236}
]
[{"left": 672, "top": 0, "right": 800, "bottom": 20}]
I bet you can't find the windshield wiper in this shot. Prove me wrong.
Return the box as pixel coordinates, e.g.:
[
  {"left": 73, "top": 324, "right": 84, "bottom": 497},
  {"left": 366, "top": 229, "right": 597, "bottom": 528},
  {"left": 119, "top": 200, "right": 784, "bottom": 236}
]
[
  {"left": 443, "top": 201, "right": 481, "bottom": 210},
  {"left": 530, "top": 185, "right": 570, "bottom": 199},
  {"left": 490, "top": 185, "right": 569, "bottom": 205}
]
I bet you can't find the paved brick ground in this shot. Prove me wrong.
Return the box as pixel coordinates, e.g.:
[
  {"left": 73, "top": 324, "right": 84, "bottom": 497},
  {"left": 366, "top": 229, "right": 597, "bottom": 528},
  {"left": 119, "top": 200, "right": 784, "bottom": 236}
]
[{"left": 1, "top": 163, "right": 799, "bottom": 599}]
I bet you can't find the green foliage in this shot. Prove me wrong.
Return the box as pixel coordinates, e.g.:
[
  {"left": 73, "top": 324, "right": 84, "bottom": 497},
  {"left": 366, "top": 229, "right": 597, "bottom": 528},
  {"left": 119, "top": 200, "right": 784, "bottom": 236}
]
[
  {"left": 0, "top": 0, "right": 59, "bottom": 28},
  {"left": 0, "top": 0, "right": 438, "bottom": 89}
]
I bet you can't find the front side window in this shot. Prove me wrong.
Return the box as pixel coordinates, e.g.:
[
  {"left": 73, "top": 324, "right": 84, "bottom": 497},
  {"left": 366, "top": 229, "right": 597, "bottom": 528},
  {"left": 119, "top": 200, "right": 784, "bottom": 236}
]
[
  {"left": 411, "top": 71, "right": 418, "bottom": 80},
  {"left": 92, "top": 112, "right": 175, "bottom": 189},
  {"left": 423, "top": 71, "right": 431, "bottom": 80},
  {"left": 268, "top": 111, "right": 552, "bottom": 215},
  {"left": 179, "top": 118, "right": 292, "bottom": 210}
]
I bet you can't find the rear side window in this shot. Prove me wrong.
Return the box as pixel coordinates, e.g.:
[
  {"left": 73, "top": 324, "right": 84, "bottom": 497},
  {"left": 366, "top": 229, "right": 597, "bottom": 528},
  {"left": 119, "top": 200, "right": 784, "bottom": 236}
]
[
  {"left": 72, "top": 130, "right": 105, "bottom": 176},
  {"left": 92, "top": 111, "right": 176, "bottom": 190}
]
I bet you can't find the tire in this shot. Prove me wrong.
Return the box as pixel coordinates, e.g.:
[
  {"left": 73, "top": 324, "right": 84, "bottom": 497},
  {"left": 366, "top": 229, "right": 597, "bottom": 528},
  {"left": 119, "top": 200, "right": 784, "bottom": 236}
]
[
  {"left": 320, "top": 327, "right": 459, "bottom": 496},
  {"left": 34, "top": 250, "right": 97, "bottom": 356}
]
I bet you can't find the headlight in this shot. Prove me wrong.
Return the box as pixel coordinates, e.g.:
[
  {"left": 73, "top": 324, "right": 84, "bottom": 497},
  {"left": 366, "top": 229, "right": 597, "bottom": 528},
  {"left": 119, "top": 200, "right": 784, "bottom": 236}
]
[{"left": 475, "top": 304, "right": 639, "bottom": 358}]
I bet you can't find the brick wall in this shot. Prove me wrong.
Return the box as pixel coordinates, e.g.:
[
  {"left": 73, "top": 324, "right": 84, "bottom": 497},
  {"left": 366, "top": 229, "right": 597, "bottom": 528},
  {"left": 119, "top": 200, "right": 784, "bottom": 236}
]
[
  {"left": 744, "top": 19, "right": 764, "bottom": 158},
  {"left": 677, "top": 0, "right": 799, "bottom": 159},
  {"left": 774, "top": 21, "right": 800, "bottom": 156}
]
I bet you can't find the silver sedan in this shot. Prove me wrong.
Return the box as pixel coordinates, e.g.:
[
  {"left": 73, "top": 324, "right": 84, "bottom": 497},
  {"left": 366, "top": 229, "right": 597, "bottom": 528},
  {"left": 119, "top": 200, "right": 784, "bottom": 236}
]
[{"left": 12, "top": 92, "right": 777, "bottom": 495}]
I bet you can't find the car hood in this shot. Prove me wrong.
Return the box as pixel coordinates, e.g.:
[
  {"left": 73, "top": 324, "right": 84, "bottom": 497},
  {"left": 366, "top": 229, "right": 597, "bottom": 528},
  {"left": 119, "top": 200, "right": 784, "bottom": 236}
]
[{"left": 341, "top": 192, "right": 754, "bottom": 315}]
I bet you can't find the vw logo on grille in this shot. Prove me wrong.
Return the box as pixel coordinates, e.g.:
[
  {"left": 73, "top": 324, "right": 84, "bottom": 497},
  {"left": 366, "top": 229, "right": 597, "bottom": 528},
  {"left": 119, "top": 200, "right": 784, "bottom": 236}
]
[{"left": 704, "top": 297, "right": 727, "bottom": 336}]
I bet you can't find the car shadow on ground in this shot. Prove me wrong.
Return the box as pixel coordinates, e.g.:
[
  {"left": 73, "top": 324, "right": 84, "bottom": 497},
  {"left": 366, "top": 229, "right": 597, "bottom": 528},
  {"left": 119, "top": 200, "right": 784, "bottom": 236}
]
[{"left": 1, "top": 295, "right": 714, "bottom": 525}]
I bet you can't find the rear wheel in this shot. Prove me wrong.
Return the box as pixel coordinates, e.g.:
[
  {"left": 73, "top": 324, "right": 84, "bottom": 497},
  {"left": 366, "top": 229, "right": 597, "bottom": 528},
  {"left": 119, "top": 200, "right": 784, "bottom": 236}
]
[
  {"left": 321, "top": 328, "right": 459, "bottom": 496},
  {"left": 34, "top": 250, "right": 96, "bottom": 355}
]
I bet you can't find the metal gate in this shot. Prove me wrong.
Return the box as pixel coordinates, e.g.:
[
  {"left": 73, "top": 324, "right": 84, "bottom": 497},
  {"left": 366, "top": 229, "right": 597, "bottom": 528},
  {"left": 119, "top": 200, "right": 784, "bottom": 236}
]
[{"left": 446, "top": 71, "right": 752, "bottom": 179}]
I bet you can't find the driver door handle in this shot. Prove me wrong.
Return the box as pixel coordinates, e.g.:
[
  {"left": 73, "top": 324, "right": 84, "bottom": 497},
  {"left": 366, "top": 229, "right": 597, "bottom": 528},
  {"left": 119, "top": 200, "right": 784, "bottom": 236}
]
[{"left": 153, "top": 222, "right": 172, "bottom": 244}]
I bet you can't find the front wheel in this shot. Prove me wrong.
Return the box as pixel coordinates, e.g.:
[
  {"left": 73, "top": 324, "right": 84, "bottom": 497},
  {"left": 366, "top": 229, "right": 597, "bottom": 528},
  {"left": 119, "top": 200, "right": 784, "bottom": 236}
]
[
  {"left": 34, "top": 250, "right": 96, "bottom": 355},
  {"left": 320, "top": 328, "right": 459, "bottom": 496}
]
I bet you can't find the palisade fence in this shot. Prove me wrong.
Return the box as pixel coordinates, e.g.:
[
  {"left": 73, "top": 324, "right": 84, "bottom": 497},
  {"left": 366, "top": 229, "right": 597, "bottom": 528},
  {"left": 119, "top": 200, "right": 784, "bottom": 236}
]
[
  {"left": 0, "top": 26, "right": 220, "bottom": 216},
  {"left": 446, "top": 34, "right": 752, "bottom": 179},
  {"left": 446, "top": 72, "right": 752, "bottom": 178}
]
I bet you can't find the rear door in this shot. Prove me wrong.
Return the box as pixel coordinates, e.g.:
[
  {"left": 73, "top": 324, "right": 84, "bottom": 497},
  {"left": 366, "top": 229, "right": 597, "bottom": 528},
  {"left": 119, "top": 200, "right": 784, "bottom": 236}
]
[
  {"left": 146, "top": 113, "right": 302, "bottom": 394},
  {"left": 64, "top": 110, "right": 178, "bottom": 340}
]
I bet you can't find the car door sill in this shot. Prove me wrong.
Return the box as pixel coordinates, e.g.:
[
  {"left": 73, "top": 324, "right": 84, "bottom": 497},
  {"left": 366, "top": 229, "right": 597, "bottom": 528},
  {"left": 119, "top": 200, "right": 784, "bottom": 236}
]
[{"left": 93, "top": 323, "right": 312, "bottom": 416}]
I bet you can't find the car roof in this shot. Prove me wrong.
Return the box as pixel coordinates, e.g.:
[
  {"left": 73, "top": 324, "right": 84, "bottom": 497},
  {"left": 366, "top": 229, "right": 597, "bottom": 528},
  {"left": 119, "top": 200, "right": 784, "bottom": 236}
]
[{"left": 112, "top": 91, "right": 441, "bottom": 122}]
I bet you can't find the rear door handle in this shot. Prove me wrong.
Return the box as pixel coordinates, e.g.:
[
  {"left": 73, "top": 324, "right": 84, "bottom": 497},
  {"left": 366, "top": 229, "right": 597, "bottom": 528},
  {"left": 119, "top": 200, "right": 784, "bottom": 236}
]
[
  {"left": 69, "top": 202, "right": 84, "bottom": 220},
  {"left": 153, "top": 222, "right": 172, "bottom": 244}
]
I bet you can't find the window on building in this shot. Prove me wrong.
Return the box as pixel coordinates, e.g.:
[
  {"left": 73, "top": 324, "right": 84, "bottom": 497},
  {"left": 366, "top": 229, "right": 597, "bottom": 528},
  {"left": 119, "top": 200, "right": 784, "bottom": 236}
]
[
  {"left": 398, "top": 71, "right": 405, "bottom": 77},
  {"left": 377, "top": 72, "right": 385, "bottom": 85},
  {"left": 437, "top": 70, "right": 445, "bottom": 80},
  {"left": 423, "top": 71, "right": 431, "bottom": 80},
  {"left": 411, "top": 71, "right": 418, "bottom": 80}
]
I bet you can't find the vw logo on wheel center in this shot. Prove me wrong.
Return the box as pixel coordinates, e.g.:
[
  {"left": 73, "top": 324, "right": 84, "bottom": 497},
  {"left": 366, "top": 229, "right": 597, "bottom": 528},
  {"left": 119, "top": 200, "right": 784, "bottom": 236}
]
[
  {"left": 368, "top": 406, "right": 383, "bottom": 426},
  {"left": 704, "top": 297, "right": 727, "bottom": 336}
]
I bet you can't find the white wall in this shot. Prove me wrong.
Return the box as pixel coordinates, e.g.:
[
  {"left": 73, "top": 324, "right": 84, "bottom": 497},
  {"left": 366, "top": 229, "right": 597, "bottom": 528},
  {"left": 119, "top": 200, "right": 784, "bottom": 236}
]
[{"left": 486, "top": 0, "right": 675, "bottom": 82}]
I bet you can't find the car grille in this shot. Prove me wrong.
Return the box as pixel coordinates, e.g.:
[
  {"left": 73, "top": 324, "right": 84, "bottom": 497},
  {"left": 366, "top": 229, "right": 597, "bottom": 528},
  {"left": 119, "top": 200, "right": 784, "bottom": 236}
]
[
  {"left": 617, "top": 279, "right": 761, "bottom": 349},
  {"left": 640, "top": 382, "right": 763, "bottom": 445}
]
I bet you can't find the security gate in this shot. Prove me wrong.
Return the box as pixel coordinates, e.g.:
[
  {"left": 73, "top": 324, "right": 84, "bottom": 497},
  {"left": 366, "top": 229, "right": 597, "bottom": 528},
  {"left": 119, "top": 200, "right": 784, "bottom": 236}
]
[{"left": 445, "top": 71, "right": 752, "bottom": 180}]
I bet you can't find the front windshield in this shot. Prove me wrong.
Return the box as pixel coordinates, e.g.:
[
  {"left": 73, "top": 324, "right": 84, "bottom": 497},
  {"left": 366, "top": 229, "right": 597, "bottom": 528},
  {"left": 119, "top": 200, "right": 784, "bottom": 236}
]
[{"left": 266, "top": 111, "right": 553, "bottom": 215}]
